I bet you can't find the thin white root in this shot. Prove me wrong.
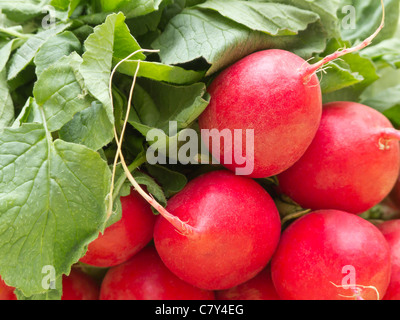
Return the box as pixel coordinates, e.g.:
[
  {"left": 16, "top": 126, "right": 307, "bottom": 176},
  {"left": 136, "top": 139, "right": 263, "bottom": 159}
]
[
  {"left": 106, "top": 48, "right": 198, "bottom": 238},
  {"left": 107, "top": 48, "right": 159, "bottom": 221},
  {"left": 330, "top": 281, "right": 380, "bottom": 300}
]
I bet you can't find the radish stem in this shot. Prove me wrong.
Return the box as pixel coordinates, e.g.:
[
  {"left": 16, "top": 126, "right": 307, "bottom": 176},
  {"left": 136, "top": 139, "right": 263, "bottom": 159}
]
[
  {"left": 303, "top": 0, "right": 385, "bottom": 80},
  {"left": 107, "top": 49, "right": 198, "bottom": 238}
]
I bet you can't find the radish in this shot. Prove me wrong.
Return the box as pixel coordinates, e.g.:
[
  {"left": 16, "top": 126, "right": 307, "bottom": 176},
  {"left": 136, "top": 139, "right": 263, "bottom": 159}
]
[
  {"left": 377, "top": 219, "right": 400, "bottom": 300},
  {"left": 0, "top": 276, "right": 16, "bottom": 300},
  {"left": 80, "top": 188, "right": 156, "bottom": 267},
  {"left": 61, "top": 268, "right": 100, "bottom": 300},
  {"left": 271, "top": 210, "right": 391, "bottom": 300},
  {"left": 198, "top": 48, "right": 322, "bottom": 178},
  {"left": 277, "top": 101, "right": 400, "bottom": 214},
  {"left": 197, "top": 1, "right": 385, "bottom": 178},
  {"left": 153, "top": 170, "right": 281, "bottom": 290},
  {"left": 99, "top": 246, "right": 215, "bottom": 300},
  {"left": 215, "top": 266, "right": 280, "bottom": 300}
]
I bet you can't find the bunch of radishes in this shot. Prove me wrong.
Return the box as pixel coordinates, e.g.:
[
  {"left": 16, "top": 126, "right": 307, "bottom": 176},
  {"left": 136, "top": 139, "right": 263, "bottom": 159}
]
[{"left": 2, "top": 2, "right": 400, "bottom": 302}]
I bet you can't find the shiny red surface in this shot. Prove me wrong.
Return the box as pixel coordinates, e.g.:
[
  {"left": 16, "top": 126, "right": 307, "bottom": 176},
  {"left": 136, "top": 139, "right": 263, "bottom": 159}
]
[
  {"left": 199, "top": 49, "right": 322, "bottom": 178},
  {"left": 271, "top": 210, "right": 391, "bottom": 300},
  {"left": 61, "top": 268, "right": 100, "bottom": 300},
  {"left": 378, "top": 219, "right": 400, "bottom": 300},
  {"left": 100, "top": 246, "right": 215, "bottom": 300},
  {"left": 278, "top": 101, "right": 400, "bottom": 214},
  {"left": 154, "top": 170, "right": 281, "bottom": 290},
  {"left": 80, "top": 190, "right": 156, "bottom": 267}
]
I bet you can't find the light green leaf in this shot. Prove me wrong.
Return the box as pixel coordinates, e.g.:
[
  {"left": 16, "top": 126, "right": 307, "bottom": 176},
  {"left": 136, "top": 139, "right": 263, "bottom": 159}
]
[
  {"left": 15, "top": 277, "right": 62, "bottom": 300},
  {"left": 145, "top": 164, "right": 187, "bottom": 197},
  {"left": 0, "top": 70, "right": 14, "bottom": 129},
  {"left": 152, "top": 8, "right": 327, "bottom": 75},
  {"left": 106, "top": 0, "right": 164, "bottom": 18},
  {"left": 80, "top": 12, "right": 144, "bottom": 124},
  {"left": 0, "top": 0, "right": 51, "bottom": 22},
  {"left": 262, "top": 0, "right": 341, "bottom": 38},
  {"left": 7, "top": 23, "right": 71, "bottom": 80},
  {"left": 132, "top": 170, "right": 167, "bottom": 207},
  {"left": 12, "top": 97, "right": 43, "bottom": 128},
  {"left": 59, "top": 101, "right": 114, "bottom": 151},
  {"left": 360, "top": 68, "right": 400, "bottom": 127},
  {"left": 321, "top": 39, "right": 379, "bottom": 103},
  {"left": 339, "top": 0, "right": 399, "bottom": 44},
  {"left": 0, "top": 39, "right": 23, "bottom": 73},
  {"left": 33, "top": 52, "right": 93, "bottom": 132},
  {"left": 197, "top": 0, "right": 320, "bottom": 36},
  {"left": 115, "top": 60, "right": 205, "bottom": 84},
  {"left": 129, "top": 79, "right": 209, "bottom": 133},
  {"left": 360, "top": 38, "right": 400, "bottom": 69},
  {"left": 319, "top": 59, "right": 364, "bottom": 94},
  {"left": 34, "top": 31, "right": 82, "bottom": 76},
  {"left": 128, "top": 79, "right": 209, "bottom": 160},
  {"left": 0, "top": 123, "right": 111, "bottom": 297},
  {"left": 50, "top": 0, "right": 81, "bottom": 17}
]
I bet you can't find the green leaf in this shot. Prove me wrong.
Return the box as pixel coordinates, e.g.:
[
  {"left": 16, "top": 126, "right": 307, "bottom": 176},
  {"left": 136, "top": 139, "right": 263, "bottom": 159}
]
[
  {"left": 0, "top": 70, "right": 14, "bottom": 129},
  {"left": 152, "top": 8, "right": 327, "bottom": 75},
  {"left": 99, "top": 0, "right": 127, "bottom": 12},
  {"left": 50, "top": 0, "right": 81, "bottom": 17},
  {"left": 360, "top": 68, "right": 400, "bottom": 127},
  {"left": 321, "top": 38, "right": 379, "bottom": 103},
  {"left": 0, "top": 123, "right": 111, "bottom": 297},
  {"left": 80, "top": 12, "right": 144, "bottom": 125},
  {"left": 339, "top": 0, "right": 400, "bottom": 44},
  {"left": 0, "top": 0, "right": 51, "bottom": 22},
  {"left": 110, "top": 0, "right": 164, "bottom": 18},
  {"left": 129, "top": 79, "right": 209, "bottom": 133},
  {"left": 12, "top": 97, "right": 43, "bottom": 128},
  {"left": 262, "top": 0, "right": 342, "bottom": 38},
  {"left": 197, "top": 0, "right": 320, "bottom": 36},
  {"left": 15, "top": 277, "right": 62, "bottom": 300},
  {"left": 33, "top": 52, "right": 93, "bottom": 132},
  {"left": 59, "top": 101, "right": 114, "bottom": 151},
  {"left": 0, "top": 39, "right": 23, "bottom": 73},
  {"left": 319, "top": 59, "right": 364, "bottom": 94},
  {"left": 145, "top": 163, "right": 187, "bottom": 197},
  {"left": 115, "top": 60, "right": 205, "bottom": 84},
  {"left": 34, "top": 31, "right": 82, "bottom": 76},
  {"left": 7, "top": 23, "right": 71, "bottom": 80},
  {"left": 128, "top": 79, "right": 209, "bottom": 163},
  {"left": 360, "top": 38, "right": 400, "bottom": 69},
  {"left": 132, "top": 170, "right": 167, "bottom": 207}
]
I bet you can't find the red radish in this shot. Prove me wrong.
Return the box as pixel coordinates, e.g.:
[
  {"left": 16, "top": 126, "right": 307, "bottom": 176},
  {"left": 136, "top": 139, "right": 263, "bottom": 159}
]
[
  {"left": 80, "top": 189, "right": 156, "bottom": 267},
  {"left": 277, "top": 101, "right": 400, "bottom": 214},
  {"left": 215, "top": 267, "right": 280, "bottom": 300},
  {"left": 198, "top": 49, "right": 322, "bottom": 178},
  {"left": 377, "top": 219, "right": 400, "bottom": 300},
  {"left": 271, "top": 210, "right": 391, "bottom": 300},
  {"left": 198, "top": 1, "right": 385, "bottom": 179},
  {"left": 99, "top": 246, "right": 215, "bottom": 300},
  {"left": 62, "top": 268, "right": 100, "bottom": 300},
  {"left": 0, "top": 276, "right": 16, "bottom": 300},
  {"left": 153, "top": 170, "right": 281, "bottom": 290}
]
